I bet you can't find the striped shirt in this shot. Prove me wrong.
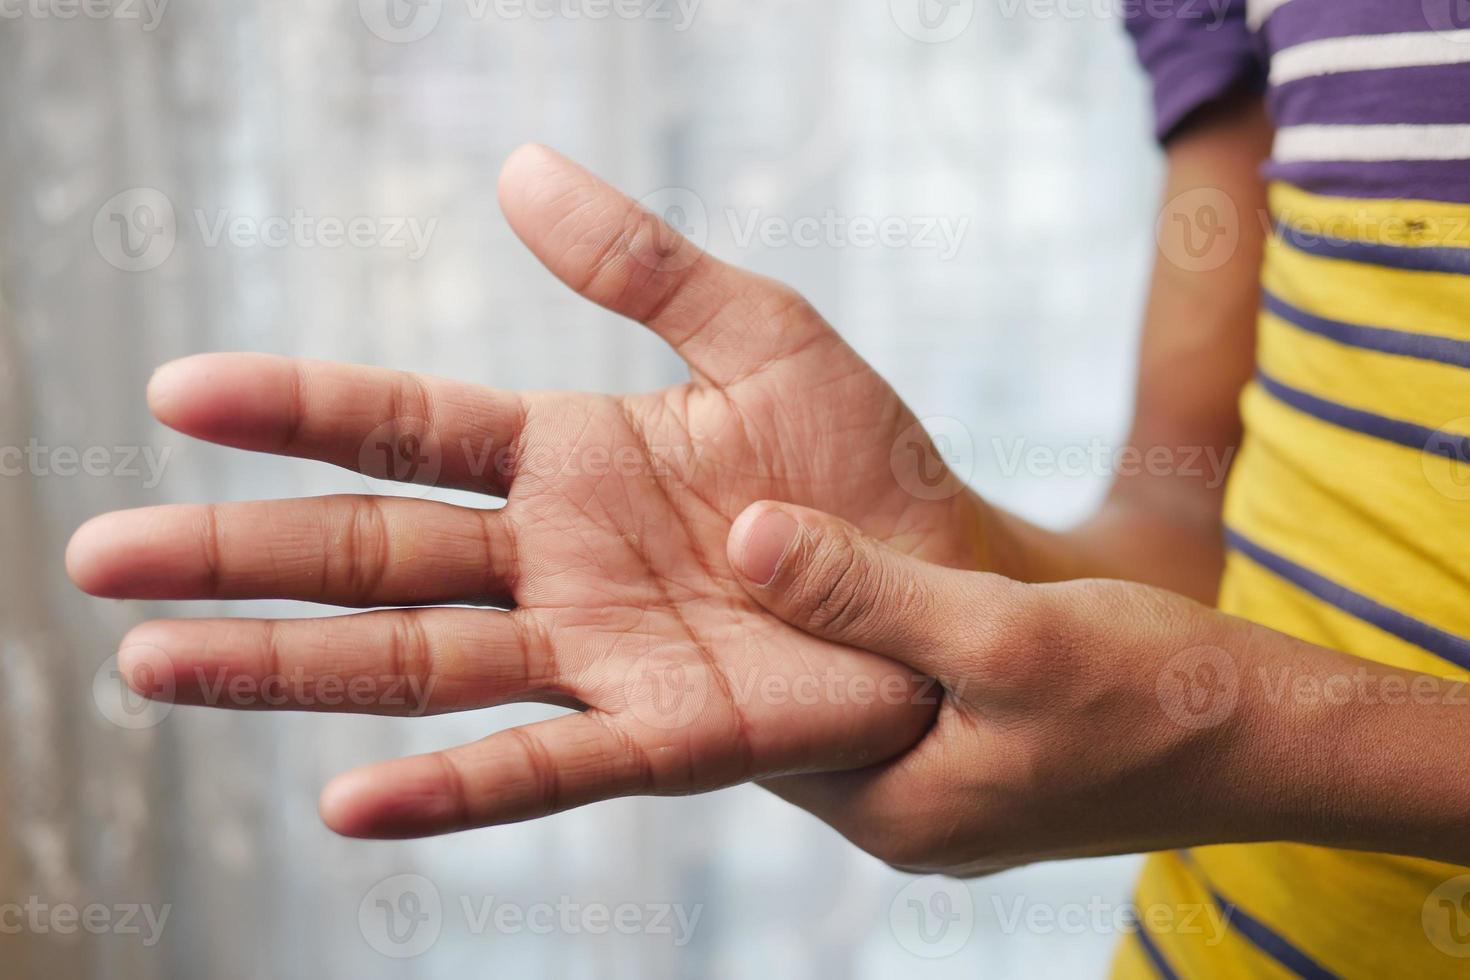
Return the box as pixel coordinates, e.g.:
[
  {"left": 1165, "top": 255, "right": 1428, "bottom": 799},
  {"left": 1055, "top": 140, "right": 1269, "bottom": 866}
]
[{"left": 1117, "top": 2, "right": 1470, "bottom": 978}]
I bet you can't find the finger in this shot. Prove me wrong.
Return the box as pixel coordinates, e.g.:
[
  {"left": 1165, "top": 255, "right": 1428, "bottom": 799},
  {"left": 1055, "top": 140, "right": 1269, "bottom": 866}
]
[
  {"left": 318, "top": 712, "right": 656, "bottom": 838},
  {"left": 68, "top": 495, "right": 516, "bottom": 608},
  {"left": 147, "top": 352, "right": 525, "bottom": 495},
  {"left": 727, "top": 501, "right": 1025, "bottom": 679},
  {"left": 497, "top": 143, "right": 838, "bottom": 388},
  {"left": 114, "top": 608, "right": 572, "bottom": 716}
]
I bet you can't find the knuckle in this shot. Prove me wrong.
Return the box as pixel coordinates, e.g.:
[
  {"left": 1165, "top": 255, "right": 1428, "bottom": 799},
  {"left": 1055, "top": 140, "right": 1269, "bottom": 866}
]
[
  {"left": 340, "top": 497, "right": 391, "bottom": 603},
  {"left": 955, "top": 576, "right": 1055, "bottom": 695},
  {"left": 797, "top": 533, "right": 883, "bottom": 635},
  {"left": 387, "top": 614, "right": 436, "bottom": 685}
]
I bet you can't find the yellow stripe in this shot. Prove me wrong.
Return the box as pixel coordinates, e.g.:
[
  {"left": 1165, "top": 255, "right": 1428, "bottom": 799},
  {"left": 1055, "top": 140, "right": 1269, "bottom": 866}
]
[
  {"left": 1191, "top": 844, "right": 1469, "bottom": 980},
  {"left": 1128, "top": 852, "right": 1295, "bottom": 979},
  {"left": 1108, "top": 931, "right": 1154, "bottom": 980},
  {"left": 1262, "top": 234, "right": 1470, "bottom": 341},
  {"left": 1256, "top": 309, "right": 1470, "bottom": 436},
  {"left": 1269, "top": 183, "right": 1470, "bottom": 249},
  {"left": 1219, "top": 551, "right": 1468, "bottom": 679},
  {"left": 1228, "top": 386, "right": 1470, "bottom": 657}
]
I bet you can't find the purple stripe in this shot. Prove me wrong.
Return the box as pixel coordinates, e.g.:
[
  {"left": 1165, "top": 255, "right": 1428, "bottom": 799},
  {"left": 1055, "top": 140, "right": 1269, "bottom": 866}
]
[
  {"left": 1257, "top": 369, "right": 1470, "bottom": 463},
  {"left": 1263, "top": 0, "right": 1469, "bottom": 50},
  {"left": 1221, "top": 903, "right": 1340, "bottom": 980},
  {"left": 1262, "top": 290, "right": 1470, "bottom": 367},
  {"left": 1129, "top": 915, "right": 1182, "bottom": 980},
  {"left": 1176, "top": 851, "right": 1340, "bottom": 980},
  {"left": 1227, "top": 526, "right": 1470, "bottom": 670},
  {"left": 1276, "top": 219, "right": 1470, "bottom": 273},
  {"left": 1271, "top": 63, "right": 1470, "bottom": 127},
  {"left": 1266, "top": 160, "right": 1470, "bottom": 205}
]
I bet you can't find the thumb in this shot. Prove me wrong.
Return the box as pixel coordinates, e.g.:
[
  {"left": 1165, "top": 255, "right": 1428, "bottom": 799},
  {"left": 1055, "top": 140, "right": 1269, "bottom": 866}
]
[{"left": 727, "top": 502, "right": 1012, "bottom": 677}]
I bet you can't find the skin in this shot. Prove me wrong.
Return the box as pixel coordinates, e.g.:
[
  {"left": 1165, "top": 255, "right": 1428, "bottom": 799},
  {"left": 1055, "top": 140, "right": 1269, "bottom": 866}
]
[{"left": 66, "top": 107, "right": 1470, "bottom": 871}]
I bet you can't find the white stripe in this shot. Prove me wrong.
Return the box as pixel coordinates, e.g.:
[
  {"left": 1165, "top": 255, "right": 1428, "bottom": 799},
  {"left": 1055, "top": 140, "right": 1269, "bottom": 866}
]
[
  {"left": 1246, "top": 0, "right": 1294, "bottom": 31},
  {"left": 1275, "top": 124, "right": 1470, "bottom": 162},
  {"left": 1272, "top": 30, "right": 1470, "bottom": 85}
]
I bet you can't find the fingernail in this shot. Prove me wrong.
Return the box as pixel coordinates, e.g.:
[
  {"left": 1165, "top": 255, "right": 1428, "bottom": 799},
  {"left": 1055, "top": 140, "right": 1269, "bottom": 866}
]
[{"left": 737, "top": 508, "right": 798, "bottom": 586}]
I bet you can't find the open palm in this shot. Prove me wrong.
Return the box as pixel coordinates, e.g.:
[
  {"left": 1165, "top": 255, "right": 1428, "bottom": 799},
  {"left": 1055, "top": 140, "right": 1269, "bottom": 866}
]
[{"left": 68, "top": 145, "right": 985, "bottom": 837}]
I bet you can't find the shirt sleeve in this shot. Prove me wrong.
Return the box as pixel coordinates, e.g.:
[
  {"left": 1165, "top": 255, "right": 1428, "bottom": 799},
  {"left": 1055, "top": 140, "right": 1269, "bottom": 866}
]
[{"left": 1124, "top": 0, "right": 1267, "bottom": 143}]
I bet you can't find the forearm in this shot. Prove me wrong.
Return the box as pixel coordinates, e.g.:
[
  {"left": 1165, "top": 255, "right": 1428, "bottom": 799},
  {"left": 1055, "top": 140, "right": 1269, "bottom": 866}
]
[{"left": 1222, "top": 621, "right": 1470, "bottom": 866}]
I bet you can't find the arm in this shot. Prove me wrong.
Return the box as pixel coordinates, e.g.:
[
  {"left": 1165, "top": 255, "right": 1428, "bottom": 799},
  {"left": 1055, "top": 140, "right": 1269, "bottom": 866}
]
[
  {"left": 982, "top": 94, "right": 1273, "bottom": 604},
  {"left": 727, "top": 500, "right": 1470, "bottom": 873}
]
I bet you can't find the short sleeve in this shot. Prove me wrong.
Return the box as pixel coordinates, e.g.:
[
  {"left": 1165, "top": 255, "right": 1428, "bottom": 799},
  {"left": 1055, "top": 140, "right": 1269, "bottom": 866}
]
[{"left": 1124, "top": 0, "right": 1266, "bottom": 143}]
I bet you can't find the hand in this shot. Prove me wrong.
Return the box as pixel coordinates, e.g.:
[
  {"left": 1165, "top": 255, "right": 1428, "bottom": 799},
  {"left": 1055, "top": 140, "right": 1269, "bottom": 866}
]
[
  {"left": 722, "top": 500, "right": 1352, "bottom": 875},
  {"left": 67, "top": 144, "right": 991, "bottom": 838}
]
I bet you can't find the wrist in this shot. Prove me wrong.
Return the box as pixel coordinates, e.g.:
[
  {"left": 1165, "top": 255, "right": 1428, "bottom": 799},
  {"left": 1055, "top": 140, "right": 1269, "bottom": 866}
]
[{"left": 1218, "top": 629, "right": 1470, "bottom": 864}]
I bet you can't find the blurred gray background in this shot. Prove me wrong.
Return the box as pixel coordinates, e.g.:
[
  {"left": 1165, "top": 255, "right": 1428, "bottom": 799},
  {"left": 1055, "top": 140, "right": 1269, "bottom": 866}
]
[{"left": 0, "top": 0, "right": 1162, "bottom": 976}]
